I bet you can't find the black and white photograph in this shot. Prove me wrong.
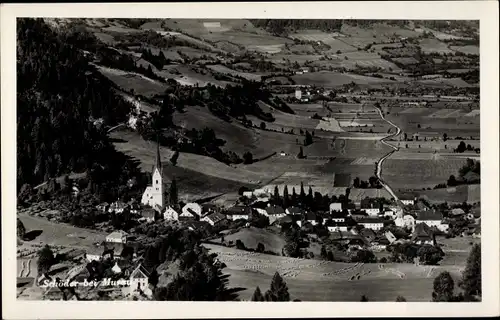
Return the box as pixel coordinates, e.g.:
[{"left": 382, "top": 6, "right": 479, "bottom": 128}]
[{"left": 2, "top": 1, "right": 499, "bottom": 319}]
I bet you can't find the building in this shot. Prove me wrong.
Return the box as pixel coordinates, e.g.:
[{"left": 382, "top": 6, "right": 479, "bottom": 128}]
[
  {"left": 329, "top": 202, "right": 342, "bottom": 213},
  {"left": 449, "top": 208, "right": 466, "bottom": 217},
  {"left": 411, "top": 223, "right": 436, "bottom": 246},
  {"left": 360, "top": 199, "right": 380, "bottom": 216},
  {"left": 382, "top": 209, "right": 397, "bottom": 219},
  {"left": 185, "top": 221, "right": 210, "bottom": 231},
  {"left": 415, "top": 210, "right": 448, "bottom": 232},
  {"left": 108, "top": 201, "right": 129, "bottom": 214},
  {"left": 394, "top": 214, "right": 416, "bottom": 230},
  {"left": 141, "top": 141, "right": 167, "bottom": 212},
  {"left": 140, "top": 208, "right": 157, "bottom": 223},
  {"left": 182, "top": 203, "right": 202, "bottom": 219},
  {"left": 265, "top": 205, "right": 286, "bottom": 223},
  {"left": 285, "top": 206, "right": 304, "bottom": 216},
  {"left": 201, "top": 212, "right": 226, "bottom": 226},
  {"left": 106, "top": 230, "right": 128, "bottom": 244},
  {"left": 295, "top": 89, "right": 302, "bottom": 100},
  {"left": 297, "top": 212, "right": 318, "bottom": 227},
  {"left": 163, "top": 206, "right": 180, "bottom": 221},
  {"left": 85, "top": 246, "right": 104, "bottom": 262},
  {"left": 226, "top": 206, "right": 253, "bottom": 221},
  {"left": 400, "top": 197, "right": 416, "bottom": 206},
  {"left": 329, "top": 210, "right": 347, "bottom": 223},
  {"left": 326, "top": 221, "right": 349, "bottom": 232},
  {"left": 242, "top": 191, "right": 254, "bottom": 198},
  {"left": 96, "top": 202, "right": 110, "bottom": 213},
  {"left": 129, "top": 264, "right": 150, "bottom": 294},
  {"left": 356, "top": 217, "right": 384, "bottom": 231}
]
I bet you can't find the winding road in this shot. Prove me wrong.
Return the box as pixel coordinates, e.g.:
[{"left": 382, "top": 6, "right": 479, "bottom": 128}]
[{"left": 373, "top": 105, "right": 402, "bottom": 202}]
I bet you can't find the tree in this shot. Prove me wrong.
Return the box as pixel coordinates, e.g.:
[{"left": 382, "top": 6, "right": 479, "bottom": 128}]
[
  {"left": 299, "top": 182, "right": 306, "bottom": 203},
  {"left": 320, "top": 245, "right": 327, "bottom": 259},
  {"left": 459, "top": 244, "right": 481, "bottom": 300},
  {"left": 235, "top": 239, "right": 246, "bottom": 250},
  {"left": 169, "top": 178, "right": 178, "bottom": 206},
  {"left": 283, "top": 185, "right": 289, "bottom": 208},
  {"left": 432, "top": 271, "right": 455, "bottom": 302},
  {"left": 273, "top": 186, "right": 280, "bottom": 205},
  {"left": 17, "top": 218, "right": 26, "bottom": 240},
  {"left": 327, "top": 251, "right": 334, "bottom": 261},
  {"left": 170, "top": 151, "right": 179, "bottom": 166},
  {"left": 353, "top": 177, "right": 360, "bottom": 188},
  {"left": 360, "top": 295, "right": 369, "bottom": 301},
  {"left": 251, "top": 286, "right": 265, "bottom": 301},
  {"left": 396, "top": 296, "right": 407, "bottom": 302},
  {"left": 267, "top": 272, "right": 290, "bottom": 301},
  {"left": 256, "top": 243, "right": 265, "bottom": 253},
  {"left": 417, "top": 245, "right": 444, "bottom": 265},
  {"left": 260, "top": 122, "right": 266, "bottom": 130},
  {"left": 38, "top": 245, "right": 54, "bottom": 275},
  {"left": 149, "top": 268, "right": 159, "bottom": 288},
  {"left": 456, "top": 141, "right": 466, "bottom": 153},
  {"left": 304, "top": 131, "right": 313, "bottom": 146},
  {"left": 243, "top": 152, "right": 253, "bottom": 164},
  {"left": 447, "top": 175, "right": 458, "bottom": 187},
  {"left": 297, "top": 146, "right": 304, "bottom": 159}
]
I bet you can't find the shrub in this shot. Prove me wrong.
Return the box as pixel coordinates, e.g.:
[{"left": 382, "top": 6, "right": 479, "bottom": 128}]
[{"left": 235, "top": 239, "right": 246, "bottom": 250}]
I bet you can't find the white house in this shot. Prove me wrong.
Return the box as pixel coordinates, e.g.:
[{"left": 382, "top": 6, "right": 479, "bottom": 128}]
[
  {"left": 411, "top": 223, "right": 436, "bottom": 246},
  {"left": 140, "top": 209, "right": 156, "bottom": 223},
  {"left": 395, "top": 214, "right": 416, "bottom": 231},
  {"left": 297, "top": 212, "right": 318, "bottom": 227},
  {"left": 295, "top": 89, "right": 302, "bottom": 99},
  {"left": 360, "top": 199, "right": 380, "bottom": 216},
  {"left": 285, "top": 206, "right": 304, "bottom": 216},
  {"left": 106, "top": 231, "right": 128, "bottom": 244},
  {"left": 111, "top": 262, "right": 122, "bottom": 274},
  {"left": 327, "top": 223, "right": 349, "bottom": 232},
  {"left": 108, "top": 201, "right": 129, "bottom": 214},
  {"left": 182, "top": 203, "right": 202, "bottom": 219},
  {"left": 400, "top": 197, "right": 416, "bottom": 206},
  {"left": 129, "top": 264, "right": 150, "bottom": 295},
  {"left": 329, "top": 202, "right": 342, "bottom": 213},
  {"left": 163, "top": 206, "right": 180, "bottom": 221},
  {"left": 415, "top": 211, "right": 448, "bottom": 232},
  {"left": 242, "top": 191, "right": 254, "bottom": 198},
  {"left": 226, "top": 206, "right": 253, "bottom": 221},
  {"left": 356, "top": 217, "right": 384, "bottom": 231},
  {"left": 254, "top": 208, "right": 268, "bottom": 216},
  {"left": 141, "top": 142, "right": 167, "bottom": 212},
  {"left": 201, "top": 212, "right": 226, "bottom": 226},
  {"left": 85, "top": 247, "right": 103, "bottom": 262},
  {"left": 265, "top": 205, "right": 286, "bottom": 224},
  {"left": 382, "top": 210, "right": 397, "bottom": 219}
]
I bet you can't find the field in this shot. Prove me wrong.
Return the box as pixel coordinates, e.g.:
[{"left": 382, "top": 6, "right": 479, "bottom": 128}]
[
  {"left": 383, "top": 158, "right": 470, "bottom": 190},
  {"left": 418, "top": 184, "right": 480, "bottom": 204},
  {"left": 96, "top": 65, "right": 167, "bottom": 97},
  {"left": 450, "top": 45, "right": 479, "bottom": 55},
  {"left": 291, "top": 71, "right": 395, "bottom": 88},
  {"left": 206, "top": 64, "right": 262, "bottom": 81},
  {"left": 203, "top": 244, "right": 465, "bottom": 301},
  {"left": 215, "top": 227, "right": 286, "bottom": 254},
  {"left": 419, "top": 38, "right": 455, "bottom": 54}
]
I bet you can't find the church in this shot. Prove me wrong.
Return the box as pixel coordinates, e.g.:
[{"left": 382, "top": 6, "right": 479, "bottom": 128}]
[{"left": 141, "top": 141, "right": 168, "bottom": 212}]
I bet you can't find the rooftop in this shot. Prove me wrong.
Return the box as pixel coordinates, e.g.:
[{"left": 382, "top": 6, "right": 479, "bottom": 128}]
[{"left": 416, "top": 210, "right": 443, "bottom": 221}]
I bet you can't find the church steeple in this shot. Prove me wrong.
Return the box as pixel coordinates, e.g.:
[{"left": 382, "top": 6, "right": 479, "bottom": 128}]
[{"left": 154, "top": 135, "right": 162, "bottom": 173}]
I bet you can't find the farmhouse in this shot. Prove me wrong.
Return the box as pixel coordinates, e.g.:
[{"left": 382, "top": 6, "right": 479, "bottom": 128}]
[
  {"left": 141, "top": 141, "right": 168, "bottom": 212},
  {"left": 106, "top": 230, "right": 128, "bottom": 244},
  {"left": 85, "top": 246, "right": 104, "bottom": 262},
  {"left": 182, "top": 203, "right": 203, "bottom": 219},
  {"left": 394, "top": 214, "right": 416, "bottom": 230},
  {"left": 329, "top": 210, "right": 347, "bottom": 223},
  {"left": 360, "top": 199, "right": 380, "bottom": 216},
  {"left": 382, "top": 209, "right": 397, "bottom": 219},
  {"left": 415, "top": 210, "right": 448, "bottom": 232},
  {"left": 326, "top": 221, "right": 349, "bottom": 232},
  {"left": 226, "top": 205, "right": 253, "bottom": 221},
  {"left": 163, "top": 206, "right": 180, "bottom": 221},
  {"left": 285, "top": 206, "right": 304, "bottom": 216},
  {"left": 449, "top": 208, "right": 466, "bottom": 217},
  {"left": 411, "top": 223, "right": 436, "bottom": 246},
  {"left": 355, "top": 217, "right": 384, "bottom": 231},
  {"left": 185, "top": 221, "right": 210, "bottom": 231},
  {"left": 265, "top": 205, "right": 286, "bottom": 222},
  {"left": 201, "top": 212, "right": 226, "bottom": 226},
  {"left": 201, "top": 203, "right": 218, "bottom": 215},
  {"left": 400, "top": 197, "right": 416, "bottom": 206}
]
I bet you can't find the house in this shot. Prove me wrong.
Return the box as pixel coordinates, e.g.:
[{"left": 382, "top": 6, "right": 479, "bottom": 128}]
[
  {"left": 141, "top": 208, "right": 157, "bottom": 222},
  {"left": 400, "top": 196, "right": 416, "bottom": 206},
  {"left": 329, "top": 210, "right": 347, "bottom": 223},
  {"left": 96, "top": 202, "right": 110, "bottom": 213},
  {"left": 286, "top": 206, "right": 304, "bottom": 216},
  {"left": 472, "top": 225, "right": 481, "bottom": 238},
  {"left": 129, "top": 200, "right": 141, "bottom": 215},
  {"left": 129, "top": 264, "right": 150, "bottom": 294},
  {"left": 226, "top": 206, "right": 253, "bottom": 221},
  {"left": 411, "top": 223, "right": 436, "bottom": 246},
  {"left": 103, "top": 242, "right": 126, "bottom": 259},
  {"left": 360, "top": 199, "right": 380, "bottom": 216},
  {"left": 182, "top": 203, "right": 202, "bottom": 219},
  {"left": 108, "top": 201, "right": 130, "bottom": 214},
  {"left": 345, "top": 202, "right": 356, "bottom": 213},
  {"left": 329, "top": 202, "right": 342, "bottom": 213},
  {"left": 242, "top": 191, "right": 254, "bottom": 198},
  {"left": 382, "top": 209, "right": 397, "bottom": 219},
  {"left": 85, "top": 246, "right": 104, "bottom": 262},
  {"left": 275, "top": 215, "right": 293, "bottom": 226},
  {"left": 360, "top": 228, "right": 377, "bottom": 243},
  {"left": 326, "top": 221, "right": 349, "bottom": 232},
  {"left": 384, "top": 231, "right": 397, "bottom": 244},
  {"left": 106, "top": 230, "right": 128, "bottom": 244},
  {"left": 141, "top": 141, "right": 168, "bottom": 211},
  {"left": 395, "top": 214, "right": 416, "bottom": 230},
  {"left": 254, "top": 208, "right": 268, "bottom": 216},
  {"left": 201, "top": 203, "right": 218, "bottom": 215},
  {"left": 355, "top": 217, "right": 384, "bottom": 231},
  {"left": 265, "top": 205, "right": 286, "bottom": 223},
  {"left": 163, "top": 206, "right": 180, "bottom": 221},
  {"left": 297, "top": 212, "right": 318, "bottom": 227},
  {"left": 295, "top": 89, "right": 302, "bottom": 99},
  {"left": 415, "top": 210, "right": 448, "bottom": 232},
  {"left": 201, "top": 212, "right": 226, "bottom": 226},
  {"left": 185, "top": 221, "right": 210, "bottom": 232},
  {"left": 279, "top": 151, "right": 287, "bottom": 156},
  {"left": 449, "top": 208, "right": 466, "bottom": 217}
]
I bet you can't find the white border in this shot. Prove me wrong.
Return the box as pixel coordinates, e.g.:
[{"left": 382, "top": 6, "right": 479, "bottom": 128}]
[{"left": 1, "top": 2, "right": 499, "bottom": 319}]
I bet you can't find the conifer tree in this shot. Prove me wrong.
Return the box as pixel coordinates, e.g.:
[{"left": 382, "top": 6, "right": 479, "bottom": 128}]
[
  {"left": 283, "top": 185, "right": 289, "bottom": 208},
  {"left": 169, "top": 178, "right": 178, "bottom": 206},
  {"left": 299, "top": 182, "right": 306, "bottom": 204},
  {"left": 459, "top": 244, "right": 481, "bottom": 300},
  {"left": 267, "top": 272, "right": 290, "bottom": 301},
  {"left": 251, "top": 286, "right": 265, "bottom": 301}
]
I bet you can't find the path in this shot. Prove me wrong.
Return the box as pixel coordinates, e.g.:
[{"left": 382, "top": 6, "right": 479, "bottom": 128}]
[{"left": 373, "top": 105, "right": 401, "bottom": 202}]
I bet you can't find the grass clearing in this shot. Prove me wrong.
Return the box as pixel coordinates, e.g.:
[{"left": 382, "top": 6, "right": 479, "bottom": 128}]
[{"left": 96, "top": 65, "right": 167, "bottom": 97}]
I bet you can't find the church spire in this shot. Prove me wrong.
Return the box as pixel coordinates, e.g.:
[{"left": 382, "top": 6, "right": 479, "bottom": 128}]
[{"left": 154, "top": 134, "right": 162, "bottom": 172}]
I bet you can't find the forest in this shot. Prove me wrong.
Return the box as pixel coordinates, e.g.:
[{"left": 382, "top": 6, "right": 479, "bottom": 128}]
[{"left": 17, "top": 18, "right": 141, "bottom": 193}]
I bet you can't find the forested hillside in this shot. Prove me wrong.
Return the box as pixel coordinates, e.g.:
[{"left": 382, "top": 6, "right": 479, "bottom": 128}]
[{"left": 17, "top": 19, "right": 140, "bottom": 192}]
